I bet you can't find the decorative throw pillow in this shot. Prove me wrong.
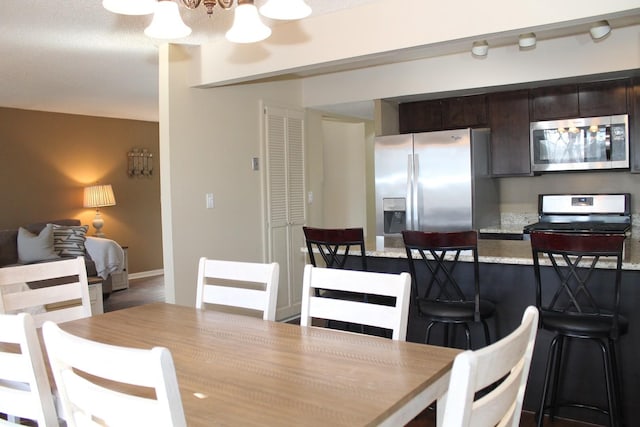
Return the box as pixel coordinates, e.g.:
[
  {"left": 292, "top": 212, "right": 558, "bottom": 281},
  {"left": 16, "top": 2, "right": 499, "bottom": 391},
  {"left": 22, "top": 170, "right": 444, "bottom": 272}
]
[
  {"left": 17, "top": 224, "right": 59, "bottom": 263},
  {"left": 52, "top": 224, "right": 89, "bottom": 257}
]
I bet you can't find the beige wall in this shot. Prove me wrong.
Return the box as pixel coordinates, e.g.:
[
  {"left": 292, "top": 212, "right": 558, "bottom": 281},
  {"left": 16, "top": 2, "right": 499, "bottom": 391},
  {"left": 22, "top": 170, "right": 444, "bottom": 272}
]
[
  {"left": 0, "top": 107, "right": 162, "bottom": 274},
  {"left": 320, "top": 120, "right": 367, "bottom": 230},
  {"left": 161, "top": 45, "right": 304, "bottom": 306},
  {"left": 304, "top": 109, "right": 325, "bottom": 228}
]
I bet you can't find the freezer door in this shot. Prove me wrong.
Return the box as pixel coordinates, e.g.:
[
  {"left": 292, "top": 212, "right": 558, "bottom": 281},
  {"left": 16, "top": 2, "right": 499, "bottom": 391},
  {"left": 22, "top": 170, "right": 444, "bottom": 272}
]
[
  {"left": 413, "top": 130, "right": 472, "bottom": 231},
  {"left": 375, "top": 134, "right": 413, "bottom": 239}
]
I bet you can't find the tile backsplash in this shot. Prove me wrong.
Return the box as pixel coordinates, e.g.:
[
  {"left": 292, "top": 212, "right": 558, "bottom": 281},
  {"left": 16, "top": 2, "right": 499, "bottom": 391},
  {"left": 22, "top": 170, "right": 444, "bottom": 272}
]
[{"left": 500, "top": 212, "right": 538, "bottom": 231}]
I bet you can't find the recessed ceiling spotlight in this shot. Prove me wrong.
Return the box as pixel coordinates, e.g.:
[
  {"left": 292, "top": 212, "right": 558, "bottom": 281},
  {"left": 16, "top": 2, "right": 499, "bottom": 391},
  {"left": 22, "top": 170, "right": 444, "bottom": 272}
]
[
  {"left": 518, "top": 33, "right": 537, "bottom": 49},
  {"left": 471, "top": 40, "right": 489, "bottom": 57},
  {"left": 590, "top": 20, "right": 611, "bottom": 40}
]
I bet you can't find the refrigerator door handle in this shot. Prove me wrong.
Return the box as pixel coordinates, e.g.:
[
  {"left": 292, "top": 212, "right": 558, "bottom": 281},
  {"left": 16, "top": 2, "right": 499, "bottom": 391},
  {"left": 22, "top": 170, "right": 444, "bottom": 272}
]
[
  {"left": 406, "top": 154, "right": 413, "bottom": 230},
  {"left": 413, "top": 153, "right": 420, "bottom": 230}
]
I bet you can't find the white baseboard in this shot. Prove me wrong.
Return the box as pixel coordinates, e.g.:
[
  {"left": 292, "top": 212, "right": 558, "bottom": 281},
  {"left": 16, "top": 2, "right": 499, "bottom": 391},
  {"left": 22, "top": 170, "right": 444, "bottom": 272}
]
[{"left": 128, "top": 269, "right": 164, "bottom": 280}]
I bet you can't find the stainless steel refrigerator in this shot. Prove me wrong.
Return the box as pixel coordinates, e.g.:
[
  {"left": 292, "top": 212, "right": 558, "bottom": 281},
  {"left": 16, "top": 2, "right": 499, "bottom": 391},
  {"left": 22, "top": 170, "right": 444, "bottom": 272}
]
[{"left": 375, "top": 128, "right": 499, "bottom": 249}]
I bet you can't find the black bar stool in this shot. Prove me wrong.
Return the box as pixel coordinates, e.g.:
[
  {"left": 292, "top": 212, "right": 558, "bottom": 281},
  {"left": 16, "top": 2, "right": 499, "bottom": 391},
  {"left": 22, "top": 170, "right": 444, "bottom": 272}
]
[
  {"left": 303, "top": 226, "right": 376, "bottom": 334},
  {"left": 402, "top": 230, "right": 495, "bottom": 349},
  {"left": 302, "top": 226, "right": 367, "bottom": 272},
  {"left": 530, "top": 231, "right": 627, "bottom": 427}
]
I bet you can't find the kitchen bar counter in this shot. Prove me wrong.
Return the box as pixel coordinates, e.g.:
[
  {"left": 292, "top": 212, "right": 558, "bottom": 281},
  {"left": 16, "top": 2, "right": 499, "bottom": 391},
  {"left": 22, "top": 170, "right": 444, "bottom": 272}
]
[{"left": 366, "top": 237, "right": 640, "bottom": 270}]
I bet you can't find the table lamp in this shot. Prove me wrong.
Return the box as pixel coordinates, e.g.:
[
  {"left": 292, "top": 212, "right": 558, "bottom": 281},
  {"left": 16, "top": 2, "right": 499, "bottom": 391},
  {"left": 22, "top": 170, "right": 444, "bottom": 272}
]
[{"left": 83, "top": 184, "right": 116, "bottom": 237}]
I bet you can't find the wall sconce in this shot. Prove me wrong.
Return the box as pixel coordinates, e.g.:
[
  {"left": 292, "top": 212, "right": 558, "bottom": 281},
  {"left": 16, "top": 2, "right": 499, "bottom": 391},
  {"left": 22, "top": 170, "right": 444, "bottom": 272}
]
[{"left": 127, "top": 148, "right": 153, "bottom": 177}]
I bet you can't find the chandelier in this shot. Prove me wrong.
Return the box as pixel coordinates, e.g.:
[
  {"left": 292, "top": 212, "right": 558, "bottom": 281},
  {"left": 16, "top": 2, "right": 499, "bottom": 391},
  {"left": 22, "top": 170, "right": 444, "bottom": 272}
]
[{"left": 103, "top": 0, "right": 312, "bottom": 43}]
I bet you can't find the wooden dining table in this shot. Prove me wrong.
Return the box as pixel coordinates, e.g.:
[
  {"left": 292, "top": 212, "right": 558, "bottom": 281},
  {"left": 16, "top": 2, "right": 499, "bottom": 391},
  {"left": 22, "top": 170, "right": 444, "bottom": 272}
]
[{"left": 58, "top": 302, "right": 460, "bottom": 427}]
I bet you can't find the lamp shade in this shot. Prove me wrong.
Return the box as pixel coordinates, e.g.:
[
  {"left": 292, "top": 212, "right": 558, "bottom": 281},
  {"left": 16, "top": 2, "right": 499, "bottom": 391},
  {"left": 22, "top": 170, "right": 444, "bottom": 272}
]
[
  {"left": 103, "top": 0, "right": 157, "bottom": 15},
  {"left": 259, "top": 0, "right": 312, "bottom": 20},
  {"left": 226, "top": 2, "right": 271, "bottom": 43},
  {"left": 84, "top": 185, "right": 116, "bottom": 209},
  {"left": 144, "top": 0, "right": 192, "bottom": 39}
]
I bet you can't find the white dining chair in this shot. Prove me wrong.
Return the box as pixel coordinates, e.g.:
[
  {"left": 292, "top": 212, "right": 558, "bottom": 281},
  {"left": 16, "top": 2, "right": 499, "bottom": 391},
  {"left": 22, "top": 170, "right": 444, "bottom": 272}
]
[
  {"left": 441, "top": 306, "right": 539, "bottom": 427},
  {"left": 42, "top": 320, "right": 187, "bottom": 427},
  {"left": 300, "top": 264, "right": 411, "bottom": 341},
  {"left": 196, "top": 257, "right": 280, "bottom": 321},
  {"left": 0, "top": 257, "right": 92, "bottom": 327},
  {"left": 0, "top": 312, "right": 58, "bottom": 426}
]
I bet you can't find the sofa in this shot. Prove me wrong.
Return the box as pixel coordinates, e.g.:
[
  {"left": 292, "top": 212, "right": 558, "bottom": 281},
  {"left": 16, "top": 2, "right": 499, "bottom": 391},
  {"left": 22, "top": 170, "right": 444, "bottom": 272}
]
[{"left": 0, "top": 219, "right": 123, "bottom": 296}]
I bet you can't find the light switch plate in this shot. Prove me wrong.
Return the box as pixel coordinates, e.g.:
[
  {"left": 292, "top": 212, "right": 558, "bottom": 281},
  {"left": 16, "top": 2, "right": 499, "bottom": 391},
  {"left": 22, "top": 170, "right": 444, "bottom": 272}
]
[
  {"left": 206, "top": 193, "right": 214, "bottom": 209},
  {"left": 251, "top": 157, "right": 259, "bottom": 171}
]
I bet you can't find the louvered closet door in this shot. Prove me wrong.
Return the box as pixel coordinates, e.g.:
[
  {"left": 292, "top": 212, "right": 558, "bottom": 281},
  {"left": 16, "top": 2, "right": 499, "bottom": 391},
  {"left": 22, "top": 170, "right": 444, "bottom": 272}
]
[{"left": 265, "top": 105, "right": 306, "bottom": 320}]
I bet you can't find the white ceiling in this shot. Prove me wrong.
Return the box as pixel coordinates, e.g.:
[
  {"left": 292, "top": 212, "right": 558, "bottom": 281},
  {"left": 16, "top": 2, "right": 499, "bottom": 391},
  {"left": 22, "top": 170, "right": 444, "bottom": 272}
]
[
  {"left": 0, "top": 0, "right": 378, "bottom": 122},
  {"left": 2, "top": 1, "right": 638, "bottom": 123}
]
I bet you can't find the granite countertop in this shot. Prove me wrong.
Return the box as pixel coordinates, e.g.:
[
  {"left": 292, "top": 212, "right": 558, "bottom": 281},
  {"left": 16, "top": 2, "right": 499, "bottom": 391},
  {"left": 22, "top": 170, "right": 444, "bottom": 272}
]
[{"left": 367, "top": 237, "right": 640, "bottom": 270}]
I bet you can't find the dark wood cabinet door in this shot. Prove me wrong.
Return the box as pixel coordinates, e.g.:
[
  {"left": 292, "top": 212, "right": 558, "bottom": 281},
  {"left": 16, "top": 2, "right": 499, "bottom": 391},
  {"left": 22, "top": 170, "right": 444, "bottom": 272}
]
[
  {"left": 488, "top": 90, "right": 531, "bottom": 176},
  {"left": 578, "top": 80, "right": 629, "bottom": 117},
  {"left": 442, "top": 95, "right": 488, "bottom": 129},
  {"left": 631, "top": 78, "right": 640, "bottom": 173},
  {"left": 399, "top": 100, "right": 443, "bottom": 133},
  {"left": 530, "top": 84, "right": 579, "bottom": 121}
]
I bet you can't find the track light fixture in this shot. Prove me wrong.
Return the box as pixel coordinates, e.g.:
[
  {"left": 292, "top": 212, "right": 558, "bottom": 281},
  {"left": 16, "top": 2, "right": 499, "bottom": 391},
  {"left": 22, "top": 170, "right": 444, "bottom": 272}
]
[
  {"left": 590, "top": 20, "right": 611, "bottom": 40},
  {"left": 518, "top": 33, "right": 536, "bottom": 49},
  {"left": 474, "top": 19, "right": 613, "bottom": 59},
  {"left": 104, "top": 0, "right": 312, "bottom": 43},
  {"left": 471, "top": 40, "right": 489, "bottom": 57}
]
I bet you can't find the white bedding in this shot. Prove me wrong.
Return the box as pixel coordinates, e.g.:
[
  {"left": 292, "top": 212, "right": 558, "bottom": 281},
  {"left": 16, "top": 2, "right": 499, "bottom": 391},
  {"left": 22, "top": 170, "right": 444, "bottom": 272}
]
[{"left": 85, "top": 237, "right": 125, "bottom": 279}]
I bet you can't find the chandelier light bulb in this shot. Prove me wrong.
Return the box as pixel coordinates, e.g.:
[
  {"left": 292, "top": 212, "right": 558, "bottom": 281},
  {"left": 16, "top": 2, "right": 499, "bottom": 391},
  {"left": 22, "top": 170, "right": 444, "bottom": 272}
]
[
  {"left": 145, "top": 0, "right": 192, "bottom": 39},
  {"left": 226, "top": 2, "right": 272, "bottom": 43}
]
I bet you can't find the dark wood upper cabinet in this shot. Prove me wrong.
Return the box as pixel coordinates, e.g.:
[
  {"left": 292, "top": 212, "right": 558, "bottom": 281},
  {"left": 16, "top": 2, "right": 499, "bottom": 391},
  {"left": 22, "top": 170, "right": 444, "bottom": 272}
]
[
  {"left": 530, "top": 80, "right": 629, "bottom": 121},
  {"left": 399, "top": 100, "right": 443, "bottom": 133},
  {"left": 442, "top": 95, "right": 488, "bottom": 129},
  {"left": 578, "top": 80, "right": 629, "bottom": 117},
  {"left": 399, "top": 96, "right": 489, "bottom": 133},
  {"left": 530, "top": 84, "right": 579, "bottom": 121},
  {"left": 397, "top": 77, "right": 632, "bottom": 175},
  {"left": 488, "top": 90, "right": 531, "bottom": 176}
]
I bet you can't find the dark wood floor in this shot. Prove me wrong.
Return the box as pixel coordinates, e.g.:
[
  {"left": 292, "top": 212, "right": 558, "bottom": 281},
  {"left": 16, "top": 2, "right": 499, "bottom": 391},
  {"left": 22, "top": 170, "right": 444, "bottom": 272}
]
[
  {"left": 407, "top": 409, "right": 601, "bottom": 427},
  {"left": 103, "top": 274, "right": 165, "bottom": 312},
  {"left": 103, "top": 276, "right": 600, "bottom": 427}
]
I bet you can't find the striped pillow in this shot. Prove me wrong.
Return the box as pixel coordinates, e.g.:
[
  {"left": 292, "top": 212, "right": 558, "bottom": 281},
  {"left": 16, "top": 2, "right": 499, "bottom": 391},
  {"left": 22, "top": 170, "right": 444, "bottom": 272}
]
[{"left": 52, "top": 224, "right": 89, "bottom": 257}]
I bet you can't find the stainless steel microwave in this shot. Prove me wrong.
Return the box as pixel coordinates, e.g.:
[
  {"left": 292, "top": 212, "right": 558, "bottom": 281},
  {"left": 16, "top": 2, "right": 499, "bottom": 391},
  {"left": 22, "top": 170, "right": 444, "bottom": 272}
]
[{"left": 530, "top": 114, "right": 629, "bottom": 172}]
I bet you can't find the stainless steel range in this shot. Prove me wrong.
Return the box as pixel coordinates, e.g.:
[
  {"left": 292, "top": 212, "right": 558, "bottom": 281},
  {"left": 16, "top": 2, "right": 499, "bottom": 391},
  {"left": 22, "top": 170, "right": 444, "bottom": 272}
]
[{"left": 523, "top": 193, "right": 631, "bottom": 237}]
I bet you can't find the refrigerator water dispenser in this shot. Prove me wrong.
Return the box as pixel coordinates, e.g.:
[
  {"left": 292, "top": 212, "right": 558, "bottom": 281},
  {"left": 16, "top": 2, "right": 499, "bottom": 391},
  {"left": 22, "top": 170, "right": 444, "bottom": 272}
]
[{"left": 383, "top": 198, "right": 407, "bottom": 234}]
